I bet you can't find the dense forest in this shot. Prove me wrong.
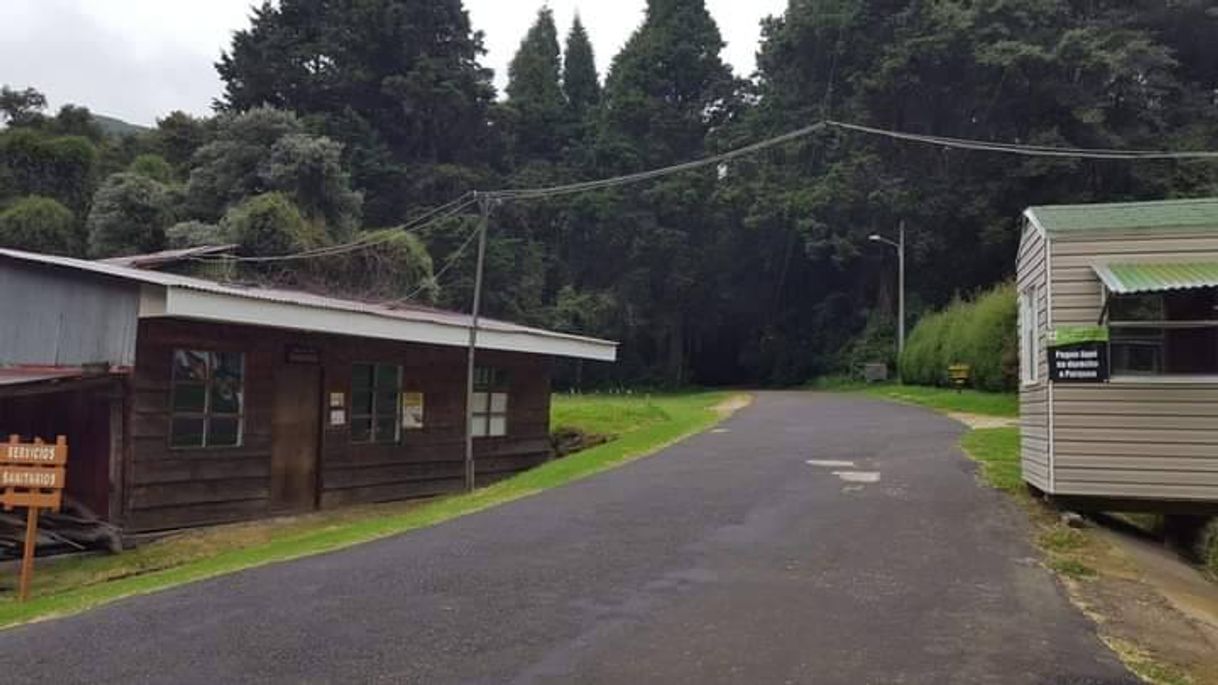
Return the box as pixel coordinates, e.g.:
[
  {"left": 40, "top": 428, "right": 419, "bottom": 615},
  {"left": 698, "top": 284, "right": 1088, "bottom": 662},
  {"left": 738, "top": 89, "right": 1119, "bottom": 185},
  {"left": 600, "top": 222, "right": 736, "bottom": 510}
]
[{"left": 2, "top": 0, "right": 1217, "bottom": 387}]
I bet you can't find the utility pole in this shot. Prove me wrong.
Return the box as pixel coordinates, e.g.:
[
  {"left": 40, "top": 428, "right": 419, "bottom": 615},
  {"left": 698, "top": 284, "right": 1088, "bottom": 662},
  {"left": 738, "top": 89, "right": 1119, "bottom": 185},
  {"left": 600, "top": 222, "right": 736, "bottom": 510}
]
[
  {"left": 464, "top": 192, "right": 491, "bottom": 493},
  {"left": 898, "top": 219, "right": 906, "bottom": 357}
]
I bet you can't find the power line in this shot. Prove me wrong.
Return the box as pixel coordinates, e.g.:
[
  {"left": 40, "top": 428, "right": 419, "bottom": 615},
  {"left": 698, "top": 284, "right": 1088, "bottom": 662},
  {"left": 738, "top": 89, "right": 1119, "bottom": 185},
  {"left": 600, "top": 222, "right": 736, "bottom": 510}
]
[
  {"left": 193, "top": 193, "right": 477, "bottom": 264},
  {"left": 384, "top": 215, "right": 484, "bottom": 305},
  {"left": 827, "top": 121, "right": 1218, "bottom": 160},
  {"left": 485, "top": 123, "right": 831, "bottom": 200},
  {"left": 480, "top": 119, "right": 1218, "bottom": 204}
]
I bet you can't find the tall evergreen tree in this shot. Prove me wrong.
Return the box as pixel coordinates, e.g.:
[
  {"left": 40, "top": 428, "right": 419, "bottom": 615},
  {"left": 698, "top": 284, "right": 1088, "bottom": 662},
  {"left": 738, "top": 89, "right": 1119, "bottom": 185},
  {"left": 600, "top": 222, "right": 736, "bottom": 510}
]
[
  {"left": 588, "top": 0, "right": 742, "bottom": 384},
  {"left": 562, "top": 16, "right": 600, "bottom": 120},
  {"left": 217, "top": 0, "right": 498, "bottom": 224},
  {"left": 505, "top": 7, "right": 566, "bottom": 163}
]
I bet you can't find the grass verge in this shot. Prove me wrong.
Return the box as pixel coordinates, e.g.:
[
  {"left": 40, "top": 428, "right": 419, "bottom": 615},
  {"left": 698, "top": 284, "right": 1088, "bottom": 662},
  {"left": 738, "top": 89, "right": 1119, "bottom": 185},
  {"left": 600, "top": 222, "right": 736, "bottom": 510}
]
[
  {"left": 0, "top": 391, "right": 740, "bottom": 629},
  {"left": 814, "top": 379, "right": 1018, "bottom": 418},
  {"left": 958, "top": 427, "right": 1203, "bottom": 683}
]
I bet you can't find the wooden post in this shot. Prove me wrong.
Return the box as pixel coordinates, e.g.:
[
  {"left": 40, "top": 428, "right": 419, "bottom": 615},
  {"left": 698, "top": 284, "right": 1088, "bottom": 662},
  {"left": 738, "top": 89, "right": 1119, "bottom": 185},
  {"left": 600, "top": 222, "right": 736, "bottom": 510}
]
[
  {"left": 18, "top": 506, "right": 38, "bottom": 602},
  {"left": 2, "top": 434, "right": 68, "bottom": 601}
]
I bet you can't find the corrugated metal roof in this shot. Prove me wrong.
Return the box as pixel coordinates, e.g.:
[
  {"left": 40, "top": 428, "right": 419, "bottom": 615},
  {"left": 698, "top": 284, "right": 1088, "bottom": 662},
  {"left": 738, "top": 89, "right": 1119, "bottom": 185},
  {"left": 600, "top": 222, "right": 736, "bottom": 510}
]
[
  {"left": 1026, "top": 197, "right": 1218, "bottom": 235},
  {"left": 0, "top": 248, "right": 618, "bottom": 358},
  {"left": 1093, "top": 262, "right": 1218, "bottom": 294},
  {"left": 100, "top": 244, "right": 239, "bottom": 269},
  {"left": 0, "top": 367, "right": 85, "bottom": 387}
]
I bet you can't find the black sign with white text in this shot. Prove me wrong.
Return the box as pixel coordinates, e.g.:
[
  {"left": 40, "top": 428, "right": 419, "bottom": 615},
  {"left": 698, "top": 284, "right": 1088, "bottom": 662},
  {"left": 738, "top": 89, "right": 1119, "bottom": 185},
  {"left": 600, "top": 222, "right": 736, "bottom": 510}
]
[{"left": 1049, "top": 342, "right": 1109, "bottom": 383}]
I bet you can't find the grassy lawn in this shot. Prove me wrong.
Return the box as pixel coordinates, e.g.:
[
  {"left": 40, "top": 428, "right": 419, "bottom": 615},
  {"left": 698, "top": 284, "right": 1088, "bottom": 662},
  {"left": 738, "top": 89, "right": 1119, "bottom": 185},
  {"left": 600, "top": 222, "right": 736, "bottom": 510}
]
[
  {"left": 814, "top": 379, "right": 1018, "bottom": 418},
  {"left": 959, "top": 428, "right": 1022, "bottom": 493},
  {"left": 0, "top": 391, "right": 739, "bottom": 629}
]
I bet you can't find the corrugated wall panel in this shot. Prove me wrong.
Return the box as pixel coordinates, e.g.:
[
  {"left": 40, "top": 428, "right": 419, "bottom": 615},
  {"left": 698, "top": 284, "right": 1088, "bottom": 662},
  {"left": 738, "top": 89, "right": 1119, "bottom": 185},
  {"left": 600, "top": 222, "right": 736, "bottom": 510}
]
[
  {"left": 1017, "top": 221, "right": 1051, "bottom": 491},
  {"left": 1048, "top": 231, "right": 1218, "bottom": 502},
  {"left": 0, "top": 260, "right": 140, "bottom": 366}
]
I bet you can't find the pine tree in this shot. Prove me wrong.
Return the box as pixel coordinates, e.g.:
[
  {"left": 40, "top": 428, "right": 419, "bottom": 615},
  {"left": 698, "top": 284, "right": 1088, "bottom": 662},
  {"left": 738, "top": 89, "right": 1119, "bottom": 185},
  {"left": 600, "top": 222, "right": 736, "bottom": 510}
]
[
  {"left": 505, "top": 7, "right": 566, "bottom": 163},
  {"left": 217, "top": 0, "right": 497, "bottom": 224},
  {"left": 602, "top": 0, "right": 738, "bottom": 167},
  {"left": 592, "top": 0, "right": 741, "bottom": 385},
  {"left": 562, "top": 16, "right": 600, "bottom": 120}
]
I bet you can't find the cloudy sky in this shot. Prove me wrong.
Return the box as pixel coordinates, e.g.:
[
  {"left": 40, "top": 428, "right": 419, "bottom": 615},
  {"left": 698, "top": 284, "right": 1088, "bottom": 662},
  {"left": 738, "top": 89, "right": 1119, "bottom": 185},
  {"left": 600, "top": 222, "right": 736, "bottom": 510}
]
[{"left": 0, "top": 0, "right": 787, "bottom": 126}]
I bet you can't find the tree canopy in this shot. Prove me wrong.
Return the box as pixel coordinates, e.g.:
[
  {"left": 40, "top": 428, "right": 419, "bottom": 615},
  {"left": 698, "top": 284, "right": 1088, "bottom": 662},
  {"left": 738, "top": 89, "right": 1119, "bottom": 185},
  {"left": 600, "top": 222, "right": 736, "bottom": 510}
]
[{"left": 4, "top": 0, "right": 1218, "bottom": 387}]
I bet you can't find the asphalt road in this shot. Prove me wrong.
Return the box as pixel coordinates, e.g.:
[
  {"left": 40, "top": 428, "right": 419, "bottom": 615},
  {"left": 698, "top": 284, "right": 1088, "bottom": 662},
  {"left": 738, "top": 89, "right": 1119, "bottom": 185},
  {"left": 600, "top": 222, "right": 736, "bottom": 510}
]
[{"left": 0, "top": 392, "right": 1135, "bottom": 684}]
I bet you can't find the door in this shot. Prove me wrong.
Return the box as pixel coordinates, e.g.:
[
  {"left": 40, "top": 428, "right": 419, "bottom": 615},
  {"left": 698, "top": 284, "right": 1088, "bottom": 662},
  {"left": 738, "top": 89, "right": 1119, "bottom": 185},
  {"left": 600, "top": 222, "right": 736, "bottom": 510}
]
[{"left": 271, "top": 364, "right": 321, "bottom": 512}]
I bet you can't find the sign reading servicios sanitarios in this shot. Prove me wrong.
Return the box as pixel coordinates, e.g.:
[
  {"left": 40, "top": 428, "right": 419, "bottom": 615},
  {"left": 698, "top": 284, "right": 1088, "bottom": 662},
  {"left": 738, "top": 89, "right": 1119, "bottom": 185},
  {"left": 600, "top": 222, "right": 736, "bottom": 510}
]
[{"left": 1049, "top": 326, "right": 1109, "bottom": 383}]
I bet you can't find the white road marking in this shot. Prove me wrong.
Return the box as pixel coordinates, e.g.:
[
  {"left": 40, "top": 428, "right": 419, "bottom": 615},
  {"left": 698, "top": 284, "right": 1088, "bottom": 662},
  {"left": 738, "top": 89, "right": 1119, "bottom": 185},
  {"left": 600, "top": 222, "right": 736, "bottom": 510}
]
[
  {"left": 711, "top": 428, "right": 730, "bottom": 434},
  {"left": 805, "top": 460, "right": 855, "bottom": 468},
  {"left": 833, "top": 471, "right": 881, "bottom": 484}
]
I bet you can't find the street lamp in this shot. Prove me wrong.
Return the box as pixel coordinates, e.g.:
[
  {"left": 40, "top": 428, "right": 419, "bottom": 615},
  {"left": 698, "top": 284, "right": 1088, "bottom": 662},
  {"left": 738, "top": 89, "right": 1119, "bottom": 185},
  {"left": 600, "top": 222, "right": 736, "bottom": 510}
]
[{"left": 869, "top": 220, "right": 906, "bottom": 359}]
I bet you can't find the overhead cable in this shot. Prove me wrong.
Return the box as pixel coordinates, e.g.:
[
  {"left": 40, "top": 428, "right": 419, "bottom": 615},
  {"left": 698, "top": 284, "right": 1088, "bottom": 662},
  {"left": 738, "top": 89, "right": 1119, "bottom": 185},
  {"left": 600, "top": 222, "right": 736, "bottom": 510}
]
[
  {"left": 194, "top": 193, "right": 477, "bottom": 264},
  {"left": 827, "top": 121, "right": 1218, "bottom": 160}
]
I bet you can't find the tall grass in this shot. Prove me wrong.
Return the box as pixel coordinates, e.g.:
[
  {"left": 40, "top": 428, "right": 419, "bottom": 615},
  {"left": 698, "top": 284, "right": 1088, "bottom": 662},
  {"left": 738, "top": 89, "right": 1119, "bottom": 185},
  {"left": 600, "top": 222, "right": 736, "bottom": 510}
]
[{"left": 900, "top": 283, "right": 1017, "bottom": 392}]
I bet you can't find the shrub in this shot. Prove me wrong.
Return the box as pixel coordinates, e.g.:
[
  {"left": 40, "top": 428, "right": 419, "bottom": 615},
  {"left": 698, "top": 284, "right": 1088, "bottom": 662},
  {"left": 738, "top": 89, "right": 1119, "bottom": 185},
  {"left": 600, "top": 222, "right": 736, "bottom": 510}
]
[
  {"left": 165, "top": 220, "right": 227, "bottom": 249},
  {"left": 900, "top": 283, "right": 1017, "bottom": 391},
  {"left": 128, "top": 154, "right": 175, "bottom": 183},
  {"left": 0, "top": 195, "right": 78, "bottom": 255},
  {"left": 86, "top": 172, "right": 172, "bottom": 257},
  {"left": 221, "top": 192, "right": 327, "bottom": 257}
]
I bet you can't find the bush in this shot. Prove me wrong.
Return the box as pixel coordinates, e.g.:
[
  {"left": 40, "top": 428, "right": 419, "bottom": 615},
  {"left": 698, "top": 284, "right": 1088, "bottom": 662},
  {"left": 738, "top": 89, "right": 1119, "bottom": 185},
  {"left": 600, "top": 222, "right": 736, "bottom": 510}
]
[
  {"left": 0, "top": 195, "right": 78, "bottom": 255},
  {"left": 86, "top": 172, "right": 172, "bottom": 257},
  {"left": 128, "top": 154, "right": 175, "bottom": 183},
  {"left": 221, "top": 192, "right": 327, "bottom": 257},
  {"left": 165, "top": 220, "right": 227, "bottom": 249},
  {"left": 900, "top": 283, "right": 1017, "bottom": 392},
  {"left": 1198, "top": 518, "right": 1218, "bottom": 577}
]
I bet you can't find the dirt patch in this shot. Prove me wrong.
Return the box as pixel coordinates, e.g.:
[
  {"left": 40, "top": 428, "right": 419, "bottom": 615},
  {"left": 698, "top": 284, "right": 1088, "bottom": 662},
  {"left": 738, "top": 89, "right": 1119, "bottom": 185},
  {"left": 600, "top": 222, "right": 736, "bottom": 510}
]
[
  {"left": 1045, "top": 516, "right": 1218, "bottom": 684},
  {"left": 714, "top": 393, "right": 753, "bottom": 417},
  {"left": 946, "top": 411, "right": 1018, "bottom": 429}
]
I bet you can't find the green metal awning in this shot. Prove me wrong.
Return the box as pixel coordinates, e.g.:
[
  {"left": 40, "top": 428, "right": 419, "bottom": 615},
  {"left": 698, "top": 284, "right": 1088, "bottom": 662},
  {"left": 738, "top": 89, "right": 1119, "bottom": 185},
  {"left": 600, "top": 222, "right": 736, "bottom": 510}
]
[{"left": 1093, "top": 262, "right": 1218, "bottom": 294}]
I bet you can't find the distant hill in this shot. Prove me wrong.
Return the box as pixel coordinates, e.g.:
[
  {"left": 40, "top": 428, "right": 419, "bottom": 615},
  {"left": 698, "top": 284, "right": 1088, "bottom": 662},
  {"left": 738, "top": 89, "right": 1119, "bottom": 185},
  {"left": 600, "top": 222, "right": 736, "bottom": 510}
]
[{"left": 92, "top": 113, "right": 150, "bottom": 137}]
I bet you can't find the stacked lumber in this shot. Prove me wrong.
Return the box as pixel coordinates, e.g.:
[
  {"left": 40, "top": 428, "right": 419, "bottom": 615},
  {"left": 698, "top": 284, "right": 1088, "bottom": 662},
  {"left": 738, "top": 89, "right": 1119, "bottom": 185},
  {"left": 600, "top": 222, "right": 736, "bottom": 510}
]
[{"left": 0, "top": 497, "right": 123, "bottom": 558}]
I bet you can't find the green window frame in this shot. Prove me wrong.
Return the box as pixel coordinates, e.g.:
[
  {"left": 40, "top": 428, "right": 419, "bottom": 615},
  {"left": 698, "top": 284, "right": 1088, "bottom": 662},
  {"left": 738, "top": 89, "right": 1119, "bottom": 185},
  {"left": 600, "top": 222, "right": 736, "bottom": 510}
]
[
  {"left": 170, "top": 350, "right": 244, "bottom": 449},
  {"left": 351, "top": 363, "right": 401, "bottom": 444},
  {"left": 471, "top": 367, "right": 509, "bottom": 438}
]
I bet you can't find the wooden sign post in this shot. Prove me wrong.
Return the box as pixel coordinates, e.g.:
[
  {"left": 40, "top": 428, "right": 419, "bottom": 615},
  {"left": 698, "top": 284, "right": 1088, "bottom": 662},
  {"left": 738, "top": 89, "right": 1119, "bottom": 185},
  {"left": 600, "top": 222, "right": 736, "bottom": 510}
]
[{"left": 1, "top": 435, "right": 68, "bottom": 601}]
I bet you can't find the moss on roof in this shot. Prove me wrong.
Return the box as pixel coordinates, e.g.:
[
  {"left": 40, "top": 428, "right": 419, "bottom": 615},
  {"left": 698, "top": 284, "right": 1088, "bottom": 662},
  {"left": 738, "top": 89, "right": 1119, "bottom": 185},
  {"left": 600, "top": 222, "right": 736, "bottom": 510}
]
[{"left": 1027, "top": 197, "right": 1218, "bottom": 235}]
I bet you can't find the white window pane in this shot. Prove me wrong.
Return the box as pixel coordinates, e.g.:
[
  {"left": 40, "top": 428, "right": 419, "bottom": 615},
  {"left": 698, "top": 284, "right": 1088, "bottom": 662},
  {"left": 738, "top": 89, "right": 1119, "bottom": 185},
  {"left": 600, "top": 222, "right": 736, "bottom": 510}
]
[
  {"left": 490, "top": 392, "right": 508, "bottom": 413},
  {"left": 489, "top": 416, "right": 507, "bottom": 437},
  {"left": 472, "top": 392, "right": 490, "bottom": 413},
  {"left": 471, "top": 417, "right": 489, "bottom": 437}
]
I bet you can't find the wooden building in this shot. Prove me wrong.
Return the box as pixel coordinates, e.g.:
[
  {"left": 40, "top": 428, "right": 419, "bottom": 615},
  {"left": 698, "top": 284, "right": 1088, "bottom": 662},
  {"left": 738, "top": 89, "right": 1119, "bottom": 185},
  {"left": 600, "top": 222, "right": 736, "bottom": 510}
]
[
  {"left": 1017, "top": 198, "right": 1218, "bottom": 510},
  {"left": 0, "top": 248, "right": 617, "bottom": 532}
]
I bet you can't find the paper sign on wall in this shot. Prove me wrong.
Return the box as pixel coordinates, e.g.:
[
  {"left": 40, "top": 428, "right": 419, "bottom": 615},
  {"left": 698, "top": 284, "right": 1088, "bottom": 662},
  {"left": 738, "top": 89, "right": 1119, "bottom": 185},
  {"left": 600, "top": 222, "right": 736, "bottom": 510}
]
[
  {"left": 1049, "top": 326, "right": 1110, "bottom": 383},
  {"left": 402, "top": 392, "right": 425, "bottom": 430}
]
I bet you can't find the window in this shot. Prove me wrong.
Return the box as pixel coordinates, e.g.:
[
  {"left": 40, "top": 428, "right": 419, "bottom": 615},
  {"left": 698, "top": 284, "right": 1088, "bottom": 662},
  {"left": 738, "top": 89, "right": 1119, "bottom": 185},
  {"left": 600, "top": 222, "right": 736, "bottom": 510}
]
[
  {"left": 1109, "top": 289, "right": 1218, "bottom": 376},
  {"left": 171, "top": 350, "right": 244, "bottom": 448},
  {"left": 471, "top": 367, "right": 509, "bottom": 438},
  {"left": 1020, "top": 287, "right": 1039, "bottom": 385},
  {"left": 351, "top": 363, "right": 401, "bottom": 444}
]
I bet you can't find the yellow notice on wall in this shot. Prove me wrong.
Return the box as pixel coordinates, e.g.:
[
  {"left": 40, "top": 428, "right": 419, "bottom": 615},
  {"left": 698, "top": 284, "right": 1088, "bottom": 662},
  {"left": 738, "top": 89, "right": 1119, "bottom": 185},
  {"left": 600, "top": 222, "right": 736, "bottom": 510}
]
[{"left": 402, "top": 392, "right": 425, "bottom": 430}]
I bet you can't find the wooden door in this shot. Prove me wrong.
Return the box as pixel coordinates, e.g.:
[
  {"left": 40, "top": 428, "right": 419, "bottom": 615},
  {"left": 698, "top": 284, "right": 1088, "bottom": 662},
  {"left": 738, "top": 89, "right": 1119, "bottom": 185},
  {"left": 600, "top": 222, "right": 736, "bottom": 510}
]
[{"left": 271, "top": 364, "right": 321, "bottom": 512}]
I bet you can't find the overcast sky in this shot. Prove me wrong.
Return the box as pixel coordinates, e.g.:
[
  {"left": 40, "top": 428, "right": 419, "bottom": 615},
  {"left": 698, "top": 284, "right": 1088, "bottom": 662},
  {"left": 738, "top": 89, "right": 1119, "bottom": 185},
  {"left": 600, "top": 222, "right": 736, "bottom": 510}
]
[{"left": 0, "top": 0, "right": 787, "bottom": 126}]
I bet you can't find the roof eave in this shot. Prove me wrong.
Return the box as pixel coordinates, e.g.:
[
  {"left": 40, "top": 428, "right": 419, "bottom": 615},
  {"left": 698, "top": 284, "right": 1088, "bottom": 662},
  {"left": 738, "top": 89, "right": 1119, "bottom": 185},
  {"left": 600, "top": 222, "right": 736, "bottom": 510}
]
[{"left": 156, "top": 286, "right": 618, "bottom": 362}]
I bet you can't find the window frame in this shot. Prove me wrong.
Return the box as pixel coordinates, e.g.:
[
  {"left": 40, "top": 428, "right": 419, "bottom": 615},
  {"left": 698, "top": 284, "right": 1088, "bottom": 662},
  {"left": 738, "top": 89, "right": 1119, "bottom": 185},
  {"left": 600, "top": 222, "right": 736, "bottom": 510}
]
[
  {"left": 169, "top": 349, "right": 245, "bottom": 450},
  {"left": 471, "top": 367, "right": 509, "bottom": 438},
  {"left": 1108, "top": 288, "right": 1218, "bottom": 380},
  {"left": 350, "top": 362, "right": 402, "bottom": 445},
  {"left": 1020, "top": 286, "right": 1039, "bottom": 386}
]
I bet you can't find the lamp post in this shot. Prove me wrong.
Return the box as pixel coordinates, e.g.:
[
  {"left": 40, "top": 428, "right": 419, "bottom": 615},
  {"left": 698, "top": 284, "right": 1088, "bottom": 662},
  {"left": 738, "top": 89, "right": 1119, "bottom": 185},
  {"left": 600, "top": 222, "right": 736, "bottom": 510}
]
[{"left": 869, "top": 220, "right": 906, "bottom": 358}]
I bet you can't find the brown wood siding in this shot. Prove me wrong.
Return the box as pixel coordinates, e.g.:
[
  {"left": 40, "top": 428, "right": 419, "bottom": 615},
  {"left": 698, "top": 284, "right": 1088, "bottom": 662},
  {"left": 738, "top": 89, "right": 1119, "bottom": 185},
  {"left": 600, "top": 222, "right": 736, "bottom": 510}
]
[
  {"left": 1048, "top": 230, "right": 1218, "bottom": 502},
  {"left": 125, "top": 319, "right": 554, "bottom": 532},
  {"left": 1017, "top": 221, "right": 1051, "bottom": 491}
]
